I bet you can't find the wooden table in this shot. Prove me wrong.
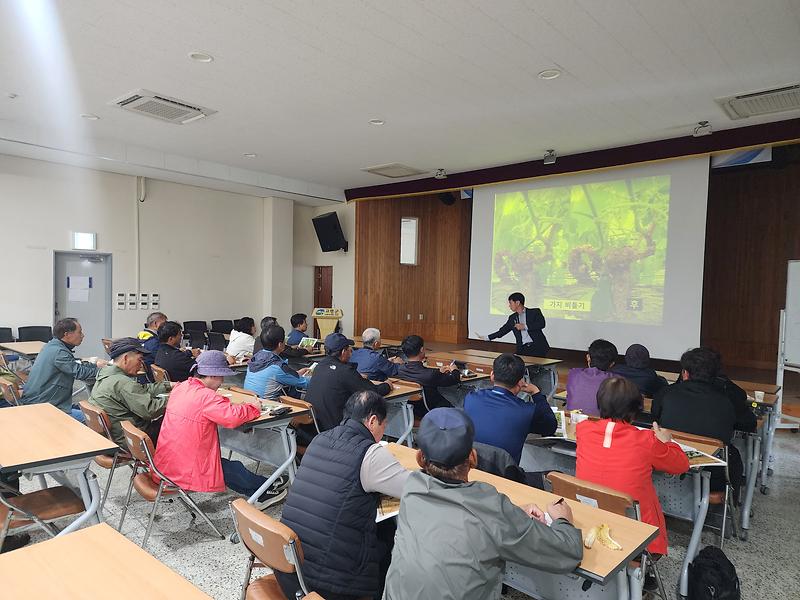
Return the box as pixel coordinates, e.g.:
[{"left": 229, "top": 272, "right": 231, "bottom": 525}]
[
  {"left": 0, "top": 340, "right": 45, "bottom": 358},
  {"left": 388, "top": 443, "right": 657, "bottom": 591},
  {"left": 0, "top": 403, "right": 118, "bottom": 532},
  {"left": 427, "top": 350, "right": 561, "bottom": 401},
  {"left": 216, "top": 389, "right": 310, "bottom": 505},
  {"left": 454, "top": 348, "right": 563, "bottom": 367},
  {"left": 0, "top": 523, "right": 211, "bottom": 598},
  {"left": 353, "top": 335, "right": 404, "bottom": 348}
]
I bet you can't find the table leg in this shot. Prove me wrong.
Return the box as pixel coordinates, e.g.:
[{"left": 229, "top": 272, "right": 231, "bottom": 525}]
[
  {"left": 58, "top": 468, "right": 101, "bottom": 535},
  {"left": 395, "top": 402, "right": 414, "bottom": 448},
  {"left": 679, "top": 471, "right": 710, "bottom": 598},
  {"left": 740, "top": 435, "right": 760, "bottom": 536},
  {"left": 759, "top": 408, "right": 774, "bottom": 493},
  {"left": 246, "top": 428, "right": 297, "bottom": 505}
]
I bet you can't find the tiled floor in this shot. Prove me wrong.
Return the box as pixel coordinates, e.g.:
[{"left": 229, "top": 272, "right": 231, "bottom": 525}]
[{"left": 17, "top": 431, "right": 799, "bottom": 599}]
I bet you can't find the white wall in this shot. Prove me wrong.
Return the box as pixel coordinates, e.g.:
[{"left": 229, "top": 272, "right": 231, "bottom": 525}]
[
  {"left": 0, "top": 154, "right": 280, "bottom": 340},
  {"left": 292, "top": 203, "right": 356, "bottom": 336}
]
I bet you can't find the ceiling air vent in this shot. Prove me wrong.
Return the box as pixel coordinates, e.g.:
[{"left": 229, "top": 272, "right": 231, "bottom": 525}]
[
  {"left": 110, "top": 89, "right": 217, "bottom": 124},
  {"left": 716, "top": 84, "right": 800, "bottom": 120},
  {"left": 362, "top": 163, "right": 428, "bottom": 178}
]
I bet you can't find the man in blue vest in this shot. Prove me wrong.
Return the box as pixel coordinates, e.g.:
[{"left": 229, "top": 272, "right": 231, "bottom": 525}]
[{"left": 278, "top": 390, "right": 409, "bottom": 600}]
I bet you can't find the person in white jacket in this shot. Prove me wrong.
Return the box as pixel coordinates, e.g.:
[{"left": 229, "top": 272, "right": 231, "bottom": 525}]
[{"left": 225, "top": 317, "right": 256, "bottom": 359}]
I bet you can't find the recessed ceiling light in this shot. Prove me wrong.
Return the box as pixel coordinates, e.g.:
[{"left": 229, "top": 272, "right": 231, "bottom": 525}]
[
  {"left": 80, "top": 113, "right": 100, "bottom": 120},
  {"left": 368, "top": 118, "right": 385, "bottom": 126},
  {"left": 189, "top": 51, "right": 214, "bottom": 63},
  {"left": 538, "top": 68, "right": 562, "bottom": 80},
  {"left": 243, "top": 153, "right": 257, "bottom": 158},
  {"left": 6, "top": 92, "right": 18, "bottom": 99}
]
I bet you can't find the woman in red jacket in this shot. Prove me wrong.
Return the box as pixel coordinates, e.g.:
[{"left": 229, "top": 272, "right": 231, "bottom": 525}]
[{"left": 576, "top": 377, "right": 689, "bottom": 556}]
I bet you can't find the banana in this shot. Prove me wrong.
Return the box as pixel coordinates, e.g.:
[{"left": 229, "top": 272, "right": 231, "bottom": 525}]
[
  {"left": 583, "top": 524, "right": 622, "bottom": 550},
  {"left": 583, "top": 526, "right": 598, "bottom": 549}
]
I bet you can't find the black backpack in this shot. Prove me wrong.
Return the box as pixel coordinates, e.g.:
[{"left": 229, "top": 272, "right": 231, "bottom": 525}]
[{"left": 688, "top": 546, "right": 741, "bottom": 600}]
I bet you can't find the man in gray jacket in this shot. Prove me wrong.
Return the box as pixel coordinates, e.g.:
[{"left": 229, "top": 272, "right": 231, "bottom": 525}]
[
  {"left": 383, "top": 408, "right": 583, "bottom": 600},
  {"left": 20, "top": 318, "right": 107, "bottom": 422}
]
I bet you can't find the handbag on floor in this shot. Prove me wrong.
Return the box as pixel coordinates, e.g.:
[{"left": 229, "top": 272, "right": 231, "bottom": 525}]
[{"left": 688, "top": 546, "right": 740, "bottom": 600}]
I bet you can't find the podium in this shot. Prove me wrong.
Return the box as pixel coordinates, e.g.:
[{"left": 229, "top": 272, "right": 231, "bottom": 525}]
[{"left": 312, "top": 307, "right": 343, "bottom": 340}]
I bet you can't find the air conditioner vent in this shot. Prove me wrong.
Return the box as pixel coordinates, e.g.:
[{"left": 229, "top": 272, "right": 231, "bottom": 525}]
[
  {"left": 110, "top": 89, "right": 217, "bottom": 124},
  {"left": 362, "top": 163, "right": 428, "bottom": 178},
  {"left": 716, "top": 84, "right": 800, "bottom": 120}
]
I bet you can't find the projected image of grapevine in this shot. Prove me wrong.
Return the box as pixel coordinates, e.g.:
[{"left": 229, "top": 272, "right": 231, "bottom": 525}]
[{"left": 490, "top": 175, "right": 671, "bottom": 325}]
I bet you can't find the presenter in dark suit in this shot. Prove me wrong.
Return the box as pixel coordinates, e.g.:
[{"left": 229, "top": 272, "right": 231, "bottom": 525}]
[{"left": 479, "top": 292, "right": 550, "bottom": 357}]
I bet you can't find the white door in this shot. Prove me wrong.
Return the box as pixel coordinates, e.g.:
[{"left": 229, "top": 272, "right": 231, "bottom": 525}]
[{"left": 54, "top": 252, "right": 112, "bottom": 358}]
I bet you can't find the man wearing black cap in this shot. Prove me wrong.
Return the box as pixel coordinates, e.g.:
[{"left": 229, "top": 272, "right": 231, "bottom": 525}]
[
  {"left": 384, "top": 408, "right": 583, "bottom": 600},
  {"left": 305, "top": 332, "right": 393, "bottom": 431},
  {"left": 89, "top": 337, "right": 171, "bottom": 447}
]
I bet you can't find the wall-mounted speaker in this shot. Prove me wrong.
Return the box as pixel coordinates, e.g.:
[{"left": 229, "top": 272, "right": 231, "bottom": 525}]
[
  {"left": 312, "top": 211, "right": 349, "bottom": 252},
  {"left": 438, "top": 192, "right": 458, "bottom": 206}
]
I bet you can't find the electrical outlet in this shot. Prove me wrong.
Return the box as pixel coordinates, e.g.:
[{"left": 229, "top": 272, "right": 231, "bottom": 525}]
[{"left": 418, "top": 314, "right": 423, "bottom": 320}]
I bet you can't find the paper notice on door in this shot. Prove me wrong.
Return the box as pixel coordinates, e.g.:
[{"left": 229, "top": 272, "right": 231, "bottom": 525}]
[
  {"left": 68, "top": 288, "right": 90, "bottom": 302},
  {"left": 68, "top": 276, "right": 91, "bottom": 289}
]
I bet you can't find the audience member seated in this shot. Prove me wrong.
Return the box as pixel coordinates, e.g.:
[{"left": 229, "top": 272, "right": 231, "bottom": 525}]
[
  {"left": 89, "top": 338, "right": 171, "bottom": 447},
  {"left": 576, "top": 377, "right": 688, "bottom": 559},
  {"left": 652, "top": 347, "right": 750, "bottom": 491},
  {"left": 383, "top": 408, "right": 582, "bottom": 600},
  {"left": 154, "top": 351, "right": 288, "bottom": 510},
  {"left": 464, "top": 353, "right": 556, "bottom": 464},
  {"left": 137, "top": 311, "right": 167, "bottom": 368},
  {"left": 286, "top": 313, "right": 310, "bottom": 346},
  {"left": 278, "top": 391, "right": 409, "bottom": 600},
  {"left": 225, "top": 317, "right": 257, "bottom": 359},
  {"left": 395, "top": 335, "right": 458, "bottom": 419},
  {"left": 154, "top": 321, "right": 199, "bottom": 382},
  {"left": 612, "top": 343, "right": 668, "bottom": 398},
  {"left": 305, "top": 333, "right": 392, "bottom": 431},
  {"left": 20, "top": 318, "right": 108, "bottom": 423},
  {"left": 350, "top": 328, "right": 402, "bottom": 381},
  {"left": 252, "top": 316, "right": 277, "bottom": 353},
  {"left": 244, "top": 325, "right": 311, "bottom": 399},
  {"left": 565, "top": 338, "right": 618, "bottom": 416}
]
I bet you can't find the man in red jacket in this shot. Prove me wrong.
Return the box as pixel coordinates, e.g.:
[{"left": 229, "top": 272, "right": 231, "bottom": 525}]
[{"left": 154, "top": 350, "right": 287, "bottom": 509}]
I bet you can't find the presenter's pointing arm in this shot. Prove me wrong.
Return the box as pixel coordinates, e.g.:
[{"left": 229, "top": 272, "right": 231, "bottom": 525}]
[{"left": 488, "top": 315, "right": 515, "bottom": 340}]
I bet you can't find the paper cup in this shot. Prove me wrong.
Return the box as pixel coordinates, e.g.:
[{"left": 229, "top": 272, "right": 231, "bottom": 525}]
[{"left": 754, "top": 390, "right": 765, "bottom": 402}]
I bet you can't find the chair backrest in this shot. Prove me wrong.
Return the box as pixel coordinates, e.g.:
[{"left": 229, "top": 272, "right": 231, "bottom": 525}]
[
  {"left": 151, "top": 364, "right": 171, "bottom": 385},
  {"left": 230, "top": 498, "right": 304, "bottom": 574},
  {"left": 0, "top": 327, "right": 13, "bottom": 343},
  {"left": 121, "top": 420, "right": 157, "bottom": 466},
  {"left": 188, "top": 330, "right": 207, "bottom": 349},
  {"left": 101, "top": 338, "right": 114, "bottom": 355},
  {"left": 18, "top": 325, "right": 53, "bottom": 342},
  {"left": 78, "top": 400, "right": 114, "bottom": 439},
  {"left": 183, "top": 320, "right": 208, "bottom": 333},
  {"left": 280, "top": 396, "right": 317, "bottom": 429},
  {"left": 547, "top": 472, "right": 636, "bottom": 518},
  {"left": 0, "top": 380, "right": 19, "bottom": 406},
  {"left": 210, "top": 320, "right": 234, "bottom": 334},
  {"left": 207, "top": 332, "right": 226, "bottom": 351},
  {"left": 229, "top": 386, "right": 257, "bottom": 397}
]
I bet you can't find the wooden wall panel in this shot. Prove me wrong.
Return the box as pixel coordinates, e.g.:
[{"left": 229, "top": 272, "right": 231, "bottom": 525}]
[
  {"left": 701, "top": 145, "right": 800, "bottom": 368},
  {"left": 355, "top": 194, "right": 472, "bottom": 343}
]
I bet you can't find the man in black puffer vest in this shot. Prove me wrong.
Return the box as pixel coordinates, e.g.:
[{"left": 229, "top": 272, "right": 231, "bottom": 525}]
[{"left": 278, "top": 391, "right": 409, "bottom": 600}]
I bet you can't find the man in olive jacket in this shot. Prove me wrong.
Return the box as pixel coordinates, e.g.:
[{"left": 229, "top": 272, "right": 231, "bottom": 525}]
[
  {"left": 89, "top": 338, "right": 170, "bottom": 447},
  {"left": 21, "top": 318, "right": 108, "bottom": 422}
]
